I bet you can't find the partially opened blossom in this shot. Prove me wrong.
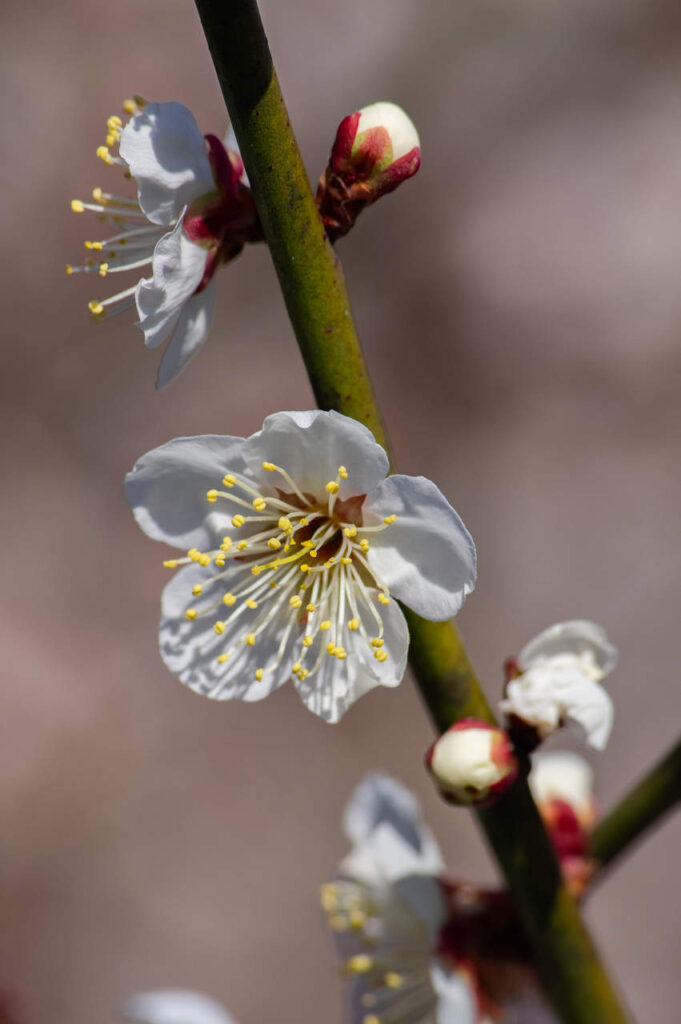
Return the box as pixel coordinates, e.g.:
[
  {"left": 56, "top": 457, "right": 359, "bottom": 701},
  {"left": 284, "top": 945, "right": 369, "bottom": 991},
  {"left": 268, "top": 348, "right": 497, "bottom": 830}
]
[
  {"left": 317, "top": 102, "right": 421, "bottom": 240},
  {"left": 125, "top": 410, "right": 476, "bottom": 723},
  {"left": 426, "top": 719, "right": 518, "bottom": 805},
  {"left": 68, "top": 98, "right": 260, "bottom": 387},
  {"left": 123, "top": 990, "right": 236, "bottom": 1024},
  {"left": 529, "top": 750, "right": 598, "bottom": 895},
  {"left": 500, "top": 621, "right": 617, "bottom": 750}
]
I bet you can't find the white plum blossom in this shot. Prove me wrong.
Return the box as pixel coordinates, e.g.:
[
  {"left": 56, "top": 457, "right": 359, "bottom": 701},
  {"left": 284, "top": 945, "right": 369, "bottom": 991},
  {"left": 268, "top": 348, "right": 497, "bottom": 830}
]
[
  {"left": 500, "top": 621, "right": 617, "bottom": 750},
  {"left": 123, "top": 990, "right": 236, "bottom": 1024},
  {"left": 125, "top": 410, "right": 476, "bottom": 723},
  {"left": 321, "top": 773, "right": 487, "bottom": 1024},
  {"left": 68, "top": 98, "right": 259, "bottom": 387}
]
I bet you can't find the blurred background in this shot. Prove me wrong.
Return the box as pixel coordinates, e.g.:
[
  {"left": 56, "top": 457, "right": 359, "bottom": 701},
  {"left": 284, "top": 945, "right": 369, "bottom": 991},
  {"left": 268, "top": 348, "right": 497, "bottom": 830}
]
[{"left": 1, "top": 0, "right": 680, "bottom": 1020}]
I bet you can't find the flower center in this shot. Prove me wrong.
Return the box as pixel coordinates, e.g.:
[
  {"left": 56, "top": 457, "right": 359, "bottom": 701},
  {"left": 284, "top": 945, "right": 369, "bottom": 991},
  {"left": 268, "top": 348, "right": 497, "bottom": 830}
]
[{"left": 163, "top": 461, "right": 398, "bottom": 685}]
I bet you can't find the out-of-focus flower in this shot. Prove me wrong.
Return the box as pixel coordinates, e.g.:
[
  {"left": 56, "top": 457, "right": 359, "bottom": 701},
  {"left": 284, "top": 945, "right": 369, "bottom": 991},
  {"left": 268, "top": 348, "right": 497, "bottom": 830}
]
[
  {"left": 125, "top": 410, "right": 476, "bottom": 723},
  {"left": 317, "top": 102, "right": 421, "bottom": 240},
  {"left": 123, "top": 990, "right": 236, "bottom": 1024},
  {"left": 321, "top": 773, "right": 489, "bottom": 1024},
  {"left": 529, "top": 750, "right": 598, "bottom": 896},
  {"left": 426, "top": 718, "right": 518, "bottom": 805},
  {"left": 68, "top": 98, "right": 260, "bottom": 387},
  {"left": 500, "top": 621, "right": 617, "bottom": 750}
]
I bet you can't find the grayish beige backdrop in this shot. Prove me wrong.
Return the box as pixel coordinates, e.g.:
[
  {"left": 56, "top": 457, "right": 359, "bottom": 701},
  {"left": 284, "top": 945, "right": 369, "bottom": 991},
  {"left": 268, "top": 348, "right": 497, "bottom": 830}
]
[{"left": 1, "top": 0, "right": 680, "bottom": 1021}]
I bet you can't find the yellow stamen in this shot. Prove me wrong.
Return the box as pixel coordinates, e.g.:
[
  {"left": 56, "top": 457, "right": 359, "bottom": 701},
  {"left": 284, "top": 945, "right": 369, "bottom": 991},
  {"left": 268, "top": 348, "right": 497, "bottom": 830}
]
[
  {"left": 163, "top": 560, "right": 178, "bottom": 569},
  {"left": 71, "top": 199, "right": 85, "bottom": 213},
  {"left": 232, "top": 514, "right": 246, "bottom": 527},
  {"left": 222, "top": 474, "right": 236, "bottom": 487},
  {"left": 185, "top": 609, "right": 198, "bottom": 621},
  {"left": 338, "top": 465, "right": 348, "bottom": 479},
  {"left": 252, "top": 497, "right": 267, "bottom": 511},
  {"left": 347, "top": 955, "right": 373, "bottom": 974},
  {"left": 325, "top": 480, "right": 339, "bottom": 495},
  {"left": 254, "top": 668, "right": 264, "bottom": 682},
  {"left": 268, "top": 538, "right": 281, "bottom": 550},
  {"left": 320, "top": 621, "right": 332, "bottom": 631},
  {"left": 245, "top": 633, "right": 256, "bottom": 646},
  {"left": 384, "top": 514, "right": 397, "bottom": 524},
  {"left": 344, "top": 525, "right": 357, "bottom": 538},
  {"left": 217, "top": 653, "right": 229, "bottom": 664},
  {"left": 206, "top": 489, "right": 219, "bottom": 503},
  {"left": 378, "top": 593, "right": 390, "bottom": 605},
  {"left": 214, "top": 621, "right": 226, "bottom": 635},
  {"left": 348, "top": 619, "right": 359, "bottom": 631},
  {"left": 245, "top": 599, "right": 258, "bottom": 610},
  {"left": 289, "top": 596, "right": 303, "bottom": 609},
  {"left": 192, "top": 584, "right": 203, "bottom": 597},
  {"left": 223, "top": 593, "right": 236, "bottom": 606}
]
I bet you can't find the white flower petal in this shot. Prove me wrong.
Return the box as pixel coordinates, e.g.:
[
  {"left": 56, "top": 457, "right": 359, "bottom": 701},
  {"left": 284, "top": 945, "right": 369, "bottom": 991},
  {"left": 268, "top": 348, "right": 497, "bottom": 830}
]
[
  {"left": 293, "top": 589, "right": 409, "bottom": 723},
  {"left": 519, "top": 620, "right": 617, "bottom": 679},
  {"left": 125, "top": 434, "right": 248, "bottom": 550},
  {"left": 430, "top": 963, "right": 477, "bottom": 1024},
  {"left": 120, "top": 102, "right": 215, "bottom": 226},
  {"left": 242, "top": 410, "right": 389, "bottom": 501},
  {"left": 123, "top": 991, "right": 236, "bottom": 1024},
  {"left": 529, "top": 751, "right": 594, "bottom": 815},
  {"left": 156, "top": 281, "right": 216, "bottom": 389},
  {"left": 136, "top": 221, "right": 209, "bottom": 351},
  {"left": 364, "top": 475, "right": 477, "bottom": 620},
  {"left": 160, "top": 564, "right": 295, "bottom": 701},
  {"left": 501, "top": 666, "right": 614, "bottom": 750},
  {"left": 344, "top": 772, "right": 430, "bottom": 851}
]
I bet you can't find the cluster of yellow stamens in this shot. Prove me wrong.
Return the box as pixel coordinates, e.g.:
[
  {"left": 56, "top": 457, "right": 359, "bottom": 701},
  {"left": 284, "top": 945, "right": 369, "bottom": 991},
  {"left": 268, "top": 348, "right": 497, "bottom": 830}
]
[
  {"left": 165, "top": 461, "right": 398, "bottom": 686},
  {"left": 321, "top": 881, "right": 437, "bottom": 1024},
  {"left": 67, "top": 97, "right": 164, "bottom": 320}
]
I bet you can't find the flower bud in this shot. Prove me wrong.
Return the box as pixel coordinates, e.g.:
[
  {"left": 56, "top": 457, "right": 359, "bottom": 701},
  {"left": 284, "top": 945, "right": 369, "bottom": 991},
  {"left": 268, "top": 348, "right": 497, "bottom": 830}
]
[
  {"left": 317, "top": 102, "right": 421, "bottom": 240},
  {"left": 425, "top": 719, "right": 518, "bottom": 805}
]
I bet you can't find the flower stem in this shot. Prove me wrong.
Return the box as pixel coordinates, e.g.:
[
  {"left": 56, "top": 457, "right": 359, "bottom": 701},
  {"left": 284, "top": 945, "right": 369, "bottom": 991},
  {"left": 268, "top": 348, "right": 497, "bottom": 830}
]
[
  {"left": 590, "top": 736, "right": 681, "bottom": 876},
  {"left": 193, "top": 1, "right": 630, "bottom": 1020}
]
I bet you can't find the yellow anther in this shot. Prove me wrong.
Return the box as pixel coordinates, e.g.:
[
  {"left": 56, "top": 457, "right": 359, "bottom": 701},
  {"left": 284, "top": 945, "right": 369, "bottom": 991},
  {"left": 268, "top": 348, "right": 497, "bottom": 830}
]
[
  {"left": 107, "top": 115, "right": 123, "bottom": 129},
  {"left": 340, "top": 557, "right": 352, "bottom": 565},
  {"left": 254, "top": 668, "right": 264, "bottom": 682},
  {"left": 325, "top": 480, "right": 339, "bottom": 495},
  {"left": 338, "top": 465, "right": 348, "bottom": 479},
  {"left": 163, "top": 560, "right": 178, "bottom": 569},
  {"left": 192, "top": 584, "right": 203, "bottom": 597},
  {"left": 335, "top": 648, "right": 347, "bottom": 659},
  {"left": 88, "top": 301, "right": 105, "bottom": 316},
  {"left": 98, "top": 263, "right": 109, "bottom": 277},
  {"left": 299, "top": 518, "right": 309, "bottom": 527},
  {"left": 326, "top": 641, "right": 337, "bottom": 654},
  {"left": 378, "top": 593, "right": 390, "bottom": 605},
  {"left": 199, "top": 554, "right": 211, "bottom": 566},
  {"left": 71, "top": 199, "right": 85, "bottom": 213},
  {"left": 65, "top": 265, "right": 74, "bottom": 275},
  {"left": 278, "top": 516, "right": 293, "bottom": 533},
  {"left": 188, "top": 548, "right": 200, "bottom": 561},
  {"left": 344, "top": 525, "right": 357, "bottom": 538},
  {"left": 223, "top": 593, "right": 236, "bottom": 606},
  {"left": 302, "top": 635, "right": 314, "bottom": 648},
  {"left": 232, "top": 514, "right": 246, "bottom": 527},
  {"left": 306, "top": 603, "right": 316, "bottom": 612},
  {"left": 245, "top": 598, "right": 258, "bottom": 610},
  {"left": 214, "top": 621, "right": 226, "bottom": 635},
  {"left": 371, "top": 638, "right": 384, "bottom": 648},
  {"left": 347, "top": 955, "right": 373, "bottom": 974},
  {"left": 360, "top": 539, "right": 370, "bottom": 552},
  {"left": 185, "top": 609, "right": 198, "bottom": 621},
  {"left": 323, "top": 559, "right": 334, "bottom": 569},
  {"left": 269, "top": 581, "right": 277, "bottom": 588},
  {"left": 300, "top": 564, "right": 311, "bottom": 574},
  {"left": 105, "top": 133, "right": 116, "bottom": 148},
  {"left": 92, "top": 187, "right": 104, "bottom": 202},
  {"left": 96, "top": 145, "right": 113, "bottom": 163},
  {"left": 262, "top": 461, "right": 276, "bottom": 471},
  {"left": 384, "top": 514, "right": 397, "bottom": 524},
  {"left": 222, "top": 474, "right": 236, "bottom": 487},
  {"left": 251, "top": 566, "right": 262, "bottom": 576},
  {"left": 384, "top": 973, "right": 403, "bottom": 989},
  {"left": 292, "top": 662, "right": 302, "bottom": 673},
  {"left": 91, "top": 241, "right": 104, "bottom": 251},
  {"left": 217, "top": 653, "right": 230, "bottom": 664},
  {"left": 268, "top": 537, "right": 281, "bottom": 550},
  {"left": 122, "top": 98, "right": 137, "bottom": 114},
  {"left": 374, "top": 650, "right": 388, "bottom": 662},
  {"left": 289, "top": 596, "right": 303, "bottom": 609},
  {"left": 309, "top": 550, "right": 318, "bottom": 558},
  {"left": 297, "top": 668, "right": 308, "bottom": 680},
  {"left": 245, "top": 633, "right": 256, "bottom": 647},
  {"left": 215, "top": 557, "right": 225, "bottom": 567},
  {"left": 349, "top": 909, "right": 366, "bottom": 929},
  {"left": 236, "top": 540, "right": 248, "bottom": 551},
  {"left": 348, "top": 618, "right": 359, "bottom": 631},
  {"left": 252, "top": 497, "right": 267, "bottom": 511},
  {"left": 320, "top": 621, "right": 332, "bottom": 631},
  {"left": 220, "top": 538, "right": 232, "bottom": 551},
  {"left": 206, "top": 489, "right": 219, "bottom": 503}
]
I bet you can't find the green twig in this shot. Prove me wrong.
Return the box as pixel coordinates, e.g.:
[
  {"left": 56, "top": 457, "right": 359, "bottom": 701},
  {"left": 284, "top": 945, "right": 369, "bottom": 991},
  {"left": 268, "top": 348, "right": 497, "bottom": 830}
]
[
  {"left": 193, "top": 1, "right": 631, "bottom": 1020},
  {"left": 590, "top": 736, "right": 681, "bottom": 875}
]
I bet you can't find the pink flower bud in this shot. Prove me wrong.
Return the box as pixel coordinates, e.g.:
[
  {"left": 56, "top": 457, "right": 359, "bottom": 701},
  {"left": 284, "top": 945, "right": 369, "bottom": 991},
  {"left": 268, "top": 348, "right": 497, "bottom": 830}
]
[
  {"left": 317, "top": 102, "right": 421, "bottom": 240},
  {"left": 425, "top": 719, "right": 518, "bottom": 806}
]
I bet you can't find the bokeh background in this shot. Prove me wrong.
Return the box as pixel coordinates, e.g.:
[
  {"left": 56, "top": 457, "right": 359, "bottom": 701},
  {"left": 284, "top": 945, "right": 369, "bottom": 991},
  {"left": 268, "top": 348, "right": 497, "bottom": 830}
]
[{"left": 2, "top": 0, "right": 680, "bottom": 1021}]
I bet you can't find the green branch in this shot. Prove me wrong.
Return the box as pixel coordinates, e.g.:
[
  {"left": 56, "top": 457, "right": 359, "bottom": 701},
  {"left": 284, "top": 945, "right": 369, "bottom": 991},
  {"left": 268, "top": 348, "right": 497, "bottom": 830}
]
[
  {"left": 591, "top": 736, "right": 681, "bottom": 875},
  {"left": 193, "top": 1, "right": 631, "bottom": 1020}
]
